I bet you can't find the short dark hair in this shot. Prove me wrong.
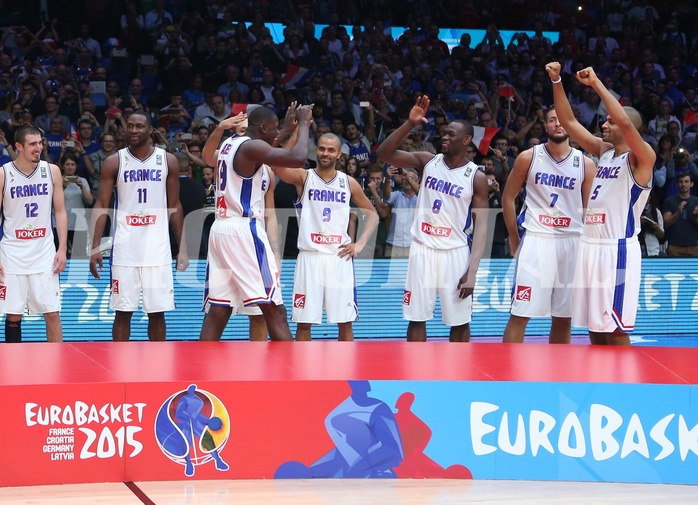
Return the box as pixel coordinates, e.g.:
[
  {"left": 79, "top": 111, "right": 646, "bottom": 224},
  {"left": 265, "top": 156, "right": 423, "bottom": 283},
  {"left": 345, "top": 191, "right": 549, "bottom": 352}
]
[
  {"left": 451, "top": 120, "right": 474, "bottom": 137},
  {"left": 14, "top": 125, "right": 41, "bottom": 145},
  {"left": 131, "top": 109, "right": 152, "bottom": 127},
  {"left": 248, "top": 106, "right": 277, "bottom": 132}
]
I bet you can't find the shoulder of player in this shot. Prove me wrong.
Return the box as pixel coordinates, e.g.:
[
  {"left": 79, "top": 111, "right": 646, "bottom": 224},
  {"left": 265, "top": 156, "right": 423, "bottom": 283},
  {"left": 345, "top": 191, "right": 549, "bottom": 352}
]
[
  {"left": 418, "top": 150, "right": 438, "bottom": 164},
  {"left": 164, "top": 150, "right": 179, "bottom": 164},
  {"left": 472, "top": 169, "right": 490, "bottom": 200},
  {"left": 581, "top": 152, "right": 596, "bottom": 165},
  {"left": 347, "top": 173, "right": 365, "bottom": 193},
  {"left": 235, "top": 137, "right": 271, "bottom": 157}
]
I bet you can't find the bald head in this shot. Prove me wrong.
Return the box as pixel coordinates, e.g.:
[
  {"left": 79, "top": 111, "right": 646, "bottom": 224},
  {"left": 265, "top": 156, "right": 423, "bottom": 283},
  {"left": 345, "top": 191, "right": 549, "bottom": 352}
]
[{"left": 623, "top": 106, "right": 644, "bottom": 131}]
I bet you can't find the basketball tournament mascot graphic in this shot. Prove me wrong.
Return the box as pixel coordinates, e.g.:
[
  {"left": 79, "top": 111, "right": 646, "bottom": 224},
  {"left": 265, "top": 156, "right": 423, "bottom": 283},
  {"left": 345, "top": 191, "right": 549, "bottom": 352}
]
[{"left": 155, "top": 384, "right": 230, "bottom": 476}]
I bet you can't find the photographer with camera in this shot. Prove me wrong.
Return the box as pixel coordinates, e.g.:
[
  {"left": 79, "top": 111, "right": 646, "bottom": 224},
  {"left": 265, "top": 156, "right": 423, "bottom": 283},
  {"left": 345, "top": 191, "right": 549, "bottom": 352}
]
[
  {"left": 664, "top": 146, "right": 698, "bottom": 198},
  {"left": 384, "top": 166, "right": 419, "bottom": 258},
  {"left": 59, "top": 151, "right": 93, "bottom": 258},
  {"left": 1, "top": 102, "right": 30, "bottom": 142}
]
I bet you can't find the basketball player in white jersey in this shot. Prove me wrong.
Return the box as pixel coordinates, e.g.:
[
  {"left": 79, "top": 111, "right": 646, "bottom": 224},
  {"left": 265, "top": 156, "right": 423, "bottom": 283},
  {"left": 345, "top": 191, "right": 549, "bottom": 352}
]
[
  {"left": 199, "top": 105, "right": 314, "bottom": 342},
  {"left": 272, "top": 132, "right": 378, "bottom": 341},
  {"left": 502, "top": 107, "right": 596, "bottom": 344},
  {"left": 377, "top": 96, "right": 489, "bottom": 342},
  {"left": 0, "top": 126, "right": 68, "bottom": 342},
  {"left": 547, "top": 62, "right": 656, "bottom": 345},
  {"left": 199, "top": 113, "right": 280, "bottom": 341},
  {"left": 90, "top": 111, "right": 188, "bottom": 341}
]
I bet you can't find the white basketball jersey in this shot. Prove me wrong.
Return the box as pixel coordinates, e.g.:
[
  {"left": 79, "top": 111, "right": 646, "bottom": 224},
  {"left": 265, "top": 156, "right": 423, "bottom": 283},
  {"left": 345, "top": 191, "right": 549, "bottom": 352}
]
[
  {"left": 214, "top": 136, "right": 272, "bottom": 220},
  {"left": 411, "top": 154, "right": 477, "bottom": 250},
  {"left": 0, "top": 161, "right": 55, "bottom": 273},
  {"left": 295, "top": 169, "right": 351, "bottom": 253},
  {"left": 583, "top": 149, "right": 651, "bottom": 240},
  {"left": 520, "top": 145, "right": 585, "bottom": 235},
  {"left": 113, "top": 147, "right": 171, "bottom": 266}
]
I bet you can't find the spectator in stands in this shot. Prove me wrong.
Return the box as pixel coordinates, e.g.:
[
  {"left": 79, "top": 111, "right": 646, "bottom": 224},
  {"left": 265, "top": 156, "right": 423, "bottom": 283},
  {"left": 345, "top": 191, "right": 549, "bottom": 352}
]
[
  {"left": 640, "top": 189, "right": 665, "bottom": 257},
  {"left": 486, "top": 173, "right": 508, "bottom": 258},
  {"left": 665, "top": 146, "right": 698, "bottom": 198},
  {"left": 384, "top": 166, "right": 419, "bottom": 258},
  {"left": 360, "top": 164, "right": 389, "bottom": 258},
  {"left": 217, "top": 65, "right": 249, "bottom": 101},
  {"left": 663, "top": 172, "right": 698, "bottom": 257},
  {"left": 342, "top": 121, "right": 373, "bottom": 170},
  {"left": 127, "top": 78, "right": 149, "bottom": 108},
  {"left": 180, "top": 141, "right": 208, "bottom": 182},
  {"left": 183, "top": 74, "right": 205, "bottom": 110},
  {"left": 158, "top": 92, "right": 191, "bottom": 136},
  {"left": 74, "top": 119, "right": 99, "bottom": 179},
  {"left": 308, "top": 121, "right": 330, "bottom": 168},
  {"left": 145, "top": 0, "right": 174, "bottom": 37},
  {"left": 648, "top": 98, "right": 680, "bottom": 141},
  {"left": 200, "top": 94, "right": 228, "bottom": 128},
  {"left": 35, "top": 95, "right": 69, "bottom": 135},
  {"left": 60, "top": 151, "right": 93, "bottom": 259},
  {"left": 88, "top": 133, "right": 117, "bottom": 199},
  {"left": 57, "top": 83, "right": 80, "bottom": 124},
  {"left": 172, "top": 152, "right": 206, "bottom": 259},
  {"left": 44, "top": 116, "right": 65, "bottom": 163},
  {"left": 344, "top": 156, "right": 360, "bottom": 180}
]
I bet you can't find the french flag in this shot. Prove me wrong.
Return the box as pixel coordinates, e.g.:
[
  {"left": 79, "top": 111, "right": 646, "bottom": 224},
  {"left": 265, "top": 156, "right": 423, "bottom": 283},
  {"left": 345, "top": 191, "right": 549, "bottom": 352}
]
[
  {"left": 472, "top": 126, "right": 501, "bottom": 155},
  {"left": 684, "top": 110, "right": 698, "bottom": 129},
  {"left": 280, "top": 65, "right": 313, "bottom": 89}
]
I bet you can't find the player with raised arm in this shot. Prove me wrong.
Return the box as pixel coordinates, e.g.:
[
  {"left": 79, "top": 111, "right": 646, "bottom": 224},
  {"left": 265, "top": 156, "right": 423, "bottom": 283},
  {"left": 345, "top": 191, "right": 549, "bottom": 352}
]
[
  {"left": 377, "top": 96, "right": 489, "bottom": 342},
  {"left": 502, "top": 107, "right": 596, "bottom": 344},
  {"left": 199, "top": 112, "right": 282, "bottom": 341},
  {"left": 546, "top": 62, "right": 656, "bottom": 345},
  {"left": 199, "top": 105, "right": 314, "bottom": 342}
]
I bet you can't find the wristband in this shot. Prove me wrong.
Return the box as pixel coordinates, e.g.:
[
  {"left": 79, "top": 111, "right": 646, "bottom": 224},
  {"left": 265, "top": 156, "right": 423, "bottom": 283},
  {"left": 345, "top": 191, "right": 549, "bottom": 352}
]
[{"left": 551, "top": 77, "right": 562, "bottom": 84}]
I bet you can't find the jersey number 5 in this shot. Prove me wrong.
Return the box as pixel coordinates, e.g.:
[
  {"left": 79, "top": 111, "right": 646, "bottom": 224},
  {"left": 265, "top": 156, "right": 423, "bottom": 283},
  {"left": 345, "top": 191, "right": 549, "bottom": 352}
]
[{"left": 591, "top": 185, "right": 601, "bottom": 200}]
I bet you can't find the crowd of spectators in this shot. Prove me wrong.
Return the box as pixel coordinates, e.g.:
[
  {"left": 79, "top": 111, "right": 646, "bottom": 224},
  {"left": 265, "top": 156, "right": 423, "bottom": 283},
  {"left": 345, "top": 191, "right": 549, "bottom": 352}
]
[{"left": 1, "top": 0, "right": 698, "bottom": 258}]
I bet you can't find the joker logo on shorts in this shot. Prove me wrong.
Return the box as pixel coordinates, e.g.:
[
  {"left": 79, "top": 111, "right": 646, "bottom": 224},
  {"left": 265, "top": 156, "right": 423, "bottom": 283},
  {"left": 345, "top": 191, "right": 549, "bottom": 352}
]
[
  {"left": 111, "top": 279, "right": 120, "bottom": 295},
  {"left": 293, "top": 293, "right": 306, "bottom": 309},
  {"left": 403, "top": 290, "right": 412, "bottom": 305},
  {"left": 516, "top": 285, "right": 531, "bottom": 302}
]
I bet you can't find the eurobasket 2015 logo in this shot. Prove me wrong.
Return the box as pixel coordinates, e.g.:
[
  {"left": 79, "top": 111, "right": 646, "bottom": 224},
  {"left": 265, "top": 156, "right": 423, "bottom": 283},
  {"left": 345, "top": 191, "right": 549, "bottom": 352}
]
[{"left": 154, "top": 384, "right": 230, "bottom": 477}]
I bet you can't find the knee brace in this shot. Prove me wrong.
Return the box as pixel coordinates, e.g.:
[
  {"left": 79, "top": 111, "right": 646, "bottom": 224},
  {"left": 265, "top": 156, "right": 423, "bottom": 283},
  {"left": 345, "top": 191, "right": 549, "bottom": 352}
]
[{"left": 5, "top": 318, "right": 21, "bottom": 343}]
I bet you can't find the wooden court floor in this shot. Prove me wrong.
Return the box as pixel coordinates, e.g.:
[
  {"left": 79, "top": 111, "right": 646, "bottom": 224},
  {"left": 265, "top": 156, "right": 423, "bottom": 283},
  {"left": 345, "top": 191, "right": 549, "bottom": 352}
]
[{"left": 1, "top": 479, "right": 698, "bottom": 504}]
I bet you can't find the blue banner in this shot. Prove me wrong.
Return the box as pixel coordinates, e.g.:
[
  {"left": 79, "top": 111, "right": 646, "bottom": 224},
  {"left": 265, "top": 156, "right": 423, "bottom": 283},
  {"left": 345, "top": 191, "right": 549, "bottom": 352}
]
[
  {"left": 11, "top": 258, "right": 698, "bottom": 341},
  {"left": 367, "top": 380, "right": 698, "bottom": 484}
]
